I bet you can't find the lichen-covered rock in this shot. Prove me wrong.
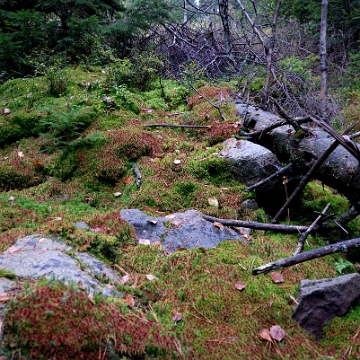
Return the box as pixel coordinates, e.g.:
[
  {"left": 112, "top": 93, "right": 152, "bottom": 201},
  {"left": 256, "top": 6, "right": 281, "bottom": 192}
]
[
  {"left": 120, "top": 209, "right": 247, "bottom": 253},
  {"left": 0, "top": 234, "right": 122, "bottom": 297}
]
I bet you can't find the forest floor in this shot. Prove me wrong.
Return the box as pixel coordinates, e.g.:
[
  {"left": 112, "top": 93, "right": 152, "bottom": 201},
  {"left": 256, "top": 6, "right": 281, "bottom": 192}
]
[{"left": 0, "top": 65, "right": 359, "bottom": 359}]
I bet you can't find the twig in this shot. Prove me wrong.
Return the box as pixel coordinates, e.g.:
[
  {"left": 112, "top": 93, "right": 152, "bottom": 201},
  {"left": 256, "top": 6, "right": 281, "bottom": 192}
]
[
  {"left": 132, "top": 163, "right": 142, "bottom": 187},
  {"left": 144, "top": 123, "right": 211, "bottom": 129},
  {"left": 202, "top": 214, "right": 309, "bottom": 233},
  {"left": 244, "top": 163, "right": 292, "bottom": 192},
  {"left": 252, "top": 237, "right": 360, "bottom": 275},
  {"left": 293, "top": 203, "right": 332, "bottom": 255}
]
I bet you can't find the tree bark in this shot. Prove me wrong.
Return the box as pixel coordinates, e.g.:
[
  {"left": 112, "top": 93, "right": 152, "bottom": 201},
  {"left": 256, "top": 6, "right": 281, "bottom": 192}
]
[
  {"left": 236, "top": 103, "right": 360, "bottom": 209},
  {"left": 320, "top": 0, "right": 328, "bottom": 121}
]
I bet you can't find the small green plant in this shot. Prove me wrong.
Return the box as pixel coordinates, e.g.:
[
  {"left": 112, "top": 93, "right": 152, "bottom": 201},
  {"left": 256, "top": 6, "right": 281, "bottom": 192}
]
[
  {"left": 40, "top": 100, "right": 96, "bottom": 153},
  {"left": 334, "top": 258, "right": 355, "bottom": 275}
]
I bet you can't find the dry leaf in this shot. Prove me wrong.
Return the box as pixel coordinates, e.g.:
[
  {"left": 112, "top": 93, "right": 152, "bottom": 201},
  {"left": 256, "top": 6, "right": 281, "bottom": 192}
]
[
  {"left": 213, "top": 221, "right": 224, "bottom": 230},
  {"left": 120, "top": 274, "right": 130, "bottom": 285},
  {"left": 113, "top": 192, "right": 122, "bottom": 197},
  {"left": 270, "top": 325, "right": 286, "bottom": 342},
  {"left": 123, "top": 175, "right": 133, "bottom": 185},
  {"left": 3, "top": 108, "right": 11, "bottom": 115},
  {"left": 88, "top": 293, "right": 95, "bottom": 304},
  {"left": 138, "top": 239, "right": 151, "bottom": 245},
  {"left": 198, "top": 247, "right": 207, "bottom": 253},
  {"left": 174, "top": 159, "right": 181, "bottom": 165},
  {"left": 17, "top": 151, "right": 24, "bottom": 158},
  {"left": 146, "top": 274, "right": 158, "bottom": 281},
  {"left": 259, "top": 327, "right": 272, "bottom": 342},
  {"left": 0, "top": 293, "right": 11, "bottom": 302},
  {"left": 148, "top": 220, "right": 158, "bottom": 225},
  {"left": 124, "top": 294, "right": 135, "bottom": 307},
  {"left": 171, "top": 218, "right": 183, "bottom": 226},
  {"left": 165, "top": 214, "right": 175, "bottom": 220},
  {"left": 271, "top": 272, "right": 284, "bottom": 284},
  {"left": 208, "top": 197, "right": 219, "bottom": 208},
  {"left": 7, "top": 246, "right": 19, "bottom": 254},
  {"left": 235, "top": 281, "right": 246, "bottom": 291},
  {"left": 172, "top": 313, "right": 182, "bottom": 323},
  {"left": 55, "top": 217, "right": 62, "bottom": 221},
  {"left": 9, "top": 196, "right": 15, "bottom": 201}
]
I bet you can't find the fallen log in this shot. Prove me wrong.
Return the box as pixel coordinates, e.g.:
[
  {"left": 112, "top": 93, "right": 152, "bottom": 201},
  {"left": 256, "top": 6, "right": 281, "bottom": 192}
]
[
  {"left": 235, "top": 103, "right": 360, "bottom": 215},
  {"left": 252, "top": 237, "right": 360, "bottom": 275}
]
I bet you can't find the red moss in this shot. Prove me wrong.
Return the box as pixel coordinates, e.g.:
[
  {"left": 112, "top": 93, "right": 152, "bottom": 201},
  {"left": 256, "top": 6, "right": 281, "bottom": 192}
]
[{"left": 3, "top": 282, "right": 178, "bottom": 359}]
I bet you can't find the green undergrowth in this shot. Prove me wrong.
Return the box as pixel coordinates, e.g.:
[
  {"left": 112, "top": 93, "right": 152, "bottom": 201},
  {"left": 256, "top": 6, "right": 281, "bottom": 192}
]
[{"left": 0, "top": 65, "right": 360, "bottom": 359}]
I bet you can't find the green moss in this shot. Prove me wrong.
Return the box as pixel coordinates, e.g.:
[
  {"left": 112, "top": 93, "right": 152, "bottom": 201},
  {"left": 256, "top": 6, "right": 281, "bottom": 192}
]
[{"left": 0, "top": 269, "right": 17, "bottom": 280}]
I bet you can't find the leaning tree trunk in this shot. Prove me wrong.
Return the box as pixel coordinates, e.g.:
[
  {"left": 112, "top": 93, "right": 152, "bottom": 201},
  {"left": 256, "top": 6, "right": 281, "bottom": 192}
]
[{"left": 236, "top": 103, "right": 360, "bottom": 208}]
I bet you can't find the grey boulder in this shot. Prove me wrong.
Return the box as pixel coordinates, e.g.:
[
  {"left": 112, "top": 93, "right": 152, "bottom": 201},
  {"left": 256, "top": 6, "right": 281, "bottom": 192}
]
[
  {"left": 120, "top": 209, "right": 248, "bottom": 253},
  {"left": 0, "top": 234, "right": 123, "bottom": 297},
  {"left": 292, "top": 273, "right": 360, "bottom": 340}
]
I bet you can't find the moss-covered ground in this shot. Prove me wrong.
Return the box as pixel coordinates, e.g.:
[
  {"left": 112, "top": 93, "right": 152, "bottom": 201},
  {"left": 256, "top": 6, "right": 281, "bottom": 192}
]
[{"left": 0, "top": 64, "right": 359, "bottom": 359}]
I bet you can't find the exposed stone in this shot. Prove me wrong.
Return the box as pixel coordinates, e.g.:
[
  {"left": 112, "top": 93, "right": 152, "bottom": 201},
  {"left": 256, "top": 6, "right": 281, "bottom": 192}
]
[
  {"left": 120, "top": 209, "right": 247, "bottom": 253},
  {"left": 292, "top": 273, "right": 360, "bottom": 340},
  {"left": 222, "top": 138, "right": 281, "bottom": 186},
  {"left": 74, "top": 221, "right": 91, "bottom": 230},
  {"left": 221, "top": 138, "right": 295, "bottom": 213},
  {"left": 0, "top": 235, "right": 122, "bottom": 297},
  {"left": 241, "top": 199, "right": 259, "bottom": 211}
]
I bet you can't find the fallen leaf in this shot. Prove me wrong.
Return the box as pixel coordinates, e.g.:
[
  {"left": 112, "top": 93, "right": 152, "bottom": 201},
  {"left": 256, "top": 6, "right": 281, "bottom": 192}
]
[
  {"left": 106, "top": 284, "right": 115, "bottom": 289},
  {"left": 171, "top": 218, "right": 183, "bottom": 226},
  {"left": 148, "top": 219, "right": 158, "bottom": 225},
  {"left": 113, "top": 192, "right": 122, "bottom": 197},
  {"left": 173, "top": 313, "right": 182, "bottom": 323},
  {"left": 270, "top": 325, "right": 286, "bottom": 342},
  {"left": 0, "top": 293, "right": 11, "bottom": 302},
  {"left": 146, "top": 274, "right": 158, "bottom": 281},
  {"left": 124, "top": 294, "right": 135, "bottom": 307},
  {"left": 259, "top": 327, "right": 272, "bottom": 342},
  {"left": 271, "top": 272, "right": 284, "bottom": 284},
  {"left": 88, "top": 293, "right": 95, "bottom": 304},
  {"left": 9, "top": 196, "right": 15, "bottom": 201},
  {"left": 208, "top": 197, "right": 219, "bottom": 208},
  {"left": 55, "top": 217, "right": 62, "bottom": 221},
  {"left": 198, "top": 247, "right": 207, "bottom": 253},
  {"left": 174, "top": 159, "right": 181, "bottom": 165},
  {"left": 213, "top": 221, "right": 224, "bottom": 230},
  {"left": 235, "top": 281, "right": 246, "bottom": 291},
  {"left": 138, "top": 239, "right": 151, "bottom": 245},
  {"left": 3, "top": 108, "right": 11, "bottom": 115},
  {"left": 17, "top": 151, "right": 24, "bottom": 158},
  {"left": 7, "top": 246, "right": 19, "bottom": 253},
  {"left": 120, "top": 274, "right": 130, "bottom": 285},
  {"left": 123, "top": 175, "right": 133, "bottom": 185},
  {"left": 165, "top": 214, "right": 175, "bottom": 220}
]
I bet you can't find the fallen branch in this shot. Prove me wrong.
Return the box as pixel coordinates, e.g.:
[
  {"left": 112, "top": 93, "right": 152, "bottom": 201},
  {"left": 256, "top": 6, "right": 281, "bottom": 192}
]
[
  {"left": 144, "top": 124, "right": 211, "bottom": 129},
  {"left": 202, "top": 214, "right": 309, "bottom": 233},
  {"left": 251, "top": 237, "right": 360, "bottom": 275},
  {"left": 244, "top": 163, "right": 292, "bottom": 192},
  {"left": 293, "top": 203, "right": 332, "bottom": 255},
  {"left": 132, "top": 163, "right": 142, "bottom": 187}
]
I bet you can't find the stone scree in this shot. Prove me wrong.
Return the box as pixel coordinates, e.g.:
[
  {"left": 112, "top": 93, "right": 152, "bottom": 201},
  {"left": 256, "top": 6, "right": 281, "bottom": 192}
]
[{"left": 292, "top": 273, "right": 360, "bottom": 340}]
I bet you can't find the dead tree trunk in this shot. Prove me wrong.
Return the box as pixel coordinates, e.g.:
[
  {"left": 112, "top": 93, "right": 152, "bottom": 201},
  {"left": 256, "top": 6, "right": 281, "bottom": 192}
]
[{"left": 236, "top": 103, "right": 360, "bottom": 216}]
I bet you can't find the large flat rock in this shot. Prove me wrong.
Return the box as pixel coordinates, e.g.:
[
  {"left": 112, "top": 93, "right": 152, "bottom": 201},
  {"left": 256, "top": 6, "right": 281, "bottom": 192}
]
[
  {"left": 120, "top": 209, "right": 248, "bottom": 253},
  {"left": 0, "top": 234, "right": 122, "bottom": 297}
]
